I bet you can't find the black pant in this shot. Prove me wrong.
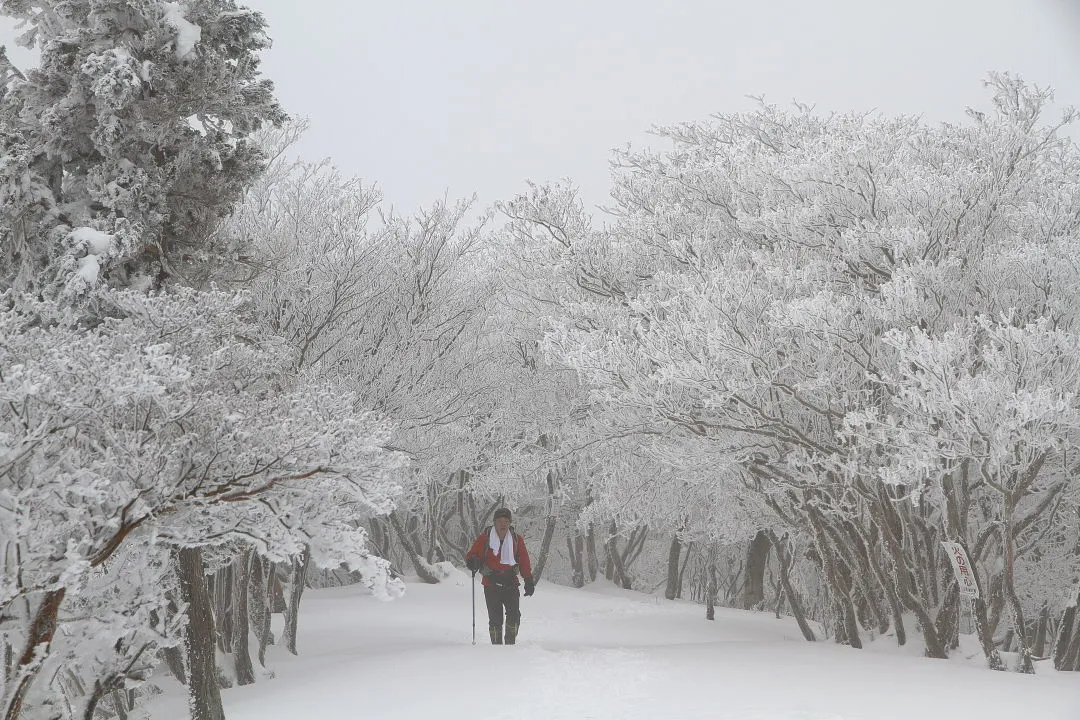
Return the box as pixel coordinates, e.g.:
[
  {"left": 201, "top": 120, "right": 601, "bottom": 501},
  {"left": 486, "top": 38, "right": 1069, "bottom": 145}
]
[{"left": 484, "top": 584, "right": 520, "bottom": 630}]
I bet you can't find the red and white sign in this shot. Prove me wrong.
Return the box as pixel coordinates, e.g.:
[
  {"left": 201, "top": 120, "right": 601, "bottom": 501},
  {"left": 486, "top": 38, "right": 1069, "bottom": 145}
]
[{"left": 941, "top": 541, "right": 980, "bottom": 598}]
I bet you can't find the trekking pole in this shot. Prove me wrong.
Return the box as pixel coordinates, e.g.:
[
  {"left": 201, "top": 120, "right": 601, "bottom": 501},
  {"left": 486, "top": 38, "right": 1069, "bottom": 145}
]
[{"left": 471, "top": 570, "right": 477, "bottom": 645}]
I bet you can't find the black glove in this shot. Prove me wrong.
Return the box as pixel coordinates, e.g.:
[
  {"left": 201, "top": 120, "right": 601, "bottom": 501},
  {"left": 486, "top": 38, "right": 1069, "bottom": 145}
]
[
  {"left": 523, "top": 577, "right": 535, "bottom": 596},
  {"left": 465, "top": 556, "right": 480, "bottom": 572}
]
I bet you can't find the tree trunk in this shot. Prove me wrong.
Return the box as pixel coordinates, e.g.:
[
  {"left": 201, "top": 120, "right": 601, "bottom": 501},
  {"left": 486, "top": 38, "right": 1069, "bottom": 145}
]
[
  {"left": 934, "top": 583, "right": 960, "bottom": 653},
  {"left": 664, "top": 530, "right": 682, "bottom": 601},
  {"left": 1032, "top": 604, "right": 1050, "bottom": 658},
  {"left": 619, "top": 525, "right": 649, "bottom": 572},
  {"left": 160, "top": 598, "right": 187, "bottom": 684},
  {"left": 585, "top": 523, "right": 599, "bottom": 582},
  {"left": 249, "top": 555, "right": 274, "bottom": 666},
  {"left": 864, "top": 523, "right": 906, "bottom": 646},
  {"left": 388, "top": 512, "right": 440, "bottom": 584},
  {"left": 1062, "top": 604, "right": 1080, "bottom": 669},
  {"left": 767, "top": 531, "right": 816, "bottom": 642},
  {"left": 838, "top": 519, "right": 891, "bottom": 637},
  {"left": 270, "top": 563, "right": 288, "bottom": 613},
  {"left": 741, "top": 530, "right": 771, "bottom": 610},
  {"left": 676, "top": 542, "right": 693, "bottom": 599},
  {"left": 604, "top": 523, "right": 632, "bottom": 589},
  {"left": 973, "top": 596, "right": 1007, "bottom": 671},
  {"left": 806, "top": 509, "right": 861, "bottom": 649},
  {"left": 567, "top": 535, "right": 585, "bottom": 588},
  {"left": 2, "top": 640, "right": 12, "bottom": 695},
  {"left": 1004, "top": 586, "right": 1035, "bottom": 672},
  {"left": 176, "top": 547, "right": 226, "bottom": 720},
  {"left": 531, "top": 472, "right": 559, "bottom": 583},
  {"left": 1055, "top": 601, "right": 1080, "bottom": 671},
  {"left": 110, "top": 688, "right": 132, "bottom": 720},
  {"left": 705, "top": 551, "right": 718, "bottom": 621},
  {"left": 210, "top": 563, "right": 233, "bottom": 656},
  {"left": 369, "top": 518, "right": 391, "bottom": 560},
  {"left": 283, "top": 546, "right": 311, "bottom": 655},
  {"left": 232, "top": 550, "right": 256, "bottom": 685},
  {"left": 1062, "top": 621, "right": 1080, "bottom": 671},
  {"left": 3, "top": 587, "right": 66, "bottom": 720},
  {"left": 872, "top": 492, "right": 946, "bottom": 658},
  {"left": 1001, "top": 500, "right": 1034, "bottom": 673}
]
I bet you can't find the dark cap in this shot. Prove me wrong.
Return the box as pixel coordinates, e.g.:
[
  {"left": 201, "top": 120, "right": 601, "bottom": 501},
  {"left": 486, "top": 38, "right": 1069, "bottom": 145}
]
[{"left": 493, "top": 507, "right": 512, "bottom": 521}]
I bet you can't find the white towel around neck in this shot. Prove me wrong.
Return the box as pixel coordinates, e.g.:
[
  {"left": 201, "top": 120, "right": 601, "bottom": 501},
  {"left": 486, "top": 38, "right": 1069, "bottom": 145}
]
[{"left": 488, "top": 527, "right": 516, "bottom": 566}]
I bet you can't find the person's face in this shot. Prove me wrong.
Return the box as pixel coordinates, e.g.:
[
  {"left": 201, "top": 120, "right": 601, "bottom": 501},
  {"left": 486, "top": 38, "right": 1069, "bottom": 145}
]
[{"left": 494, "top": 516, "right": 510, "bottom": 533}]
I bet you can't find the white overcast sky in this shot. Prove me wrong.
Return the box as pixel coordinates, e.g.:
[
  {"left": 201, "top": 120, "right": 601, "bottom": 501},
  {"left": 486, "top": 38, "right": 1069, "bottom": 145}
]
[{"left": 2, "top": 1, "right": 1078, "bottom": 214}]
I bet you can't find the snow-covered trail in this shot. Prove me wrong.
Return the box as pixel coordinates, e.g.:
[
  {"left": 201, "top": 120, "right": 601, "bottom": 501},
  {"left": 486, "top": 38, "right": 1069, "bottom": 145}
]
[{"left": 149, "top": 570, "right": 1078, "bottom": 720}]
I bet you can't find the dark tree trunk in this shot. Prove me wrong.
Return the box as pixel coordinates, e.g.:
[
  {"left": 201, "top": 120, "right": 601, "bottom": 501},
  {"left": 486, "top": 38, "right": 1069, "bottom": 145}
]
[
  {"left": 531, "top": 471, "right": 559, "bottom": 583},
  {"left": 973, "top": 596, "right": 1007, "bottom": 671},
  {"left": 865, "top": 523, "right": 906, "bottom": 646},
  {"left": 1055, "top": 601, "right": 1080, "bottom": 671},
  {"left": 705, "top": 555, "right": 718, "bottom": 621},
  {"left": 232, "top": 550, "right": 256, "bottom": 685},
  {"left": 82, "top": 680, "right": 110, "bottom": 720},
  {"left": 619, "top": 525, "right": 649, "bottom": 572},
  {"left": 741, "top": 530, "right": 771, "bottom": 610},
  {"left": 1052, "top": 606, "right": 1076, "bottom": 669},
  {"left": 1062, "top": 621, "right": 1080, "bottom": 671},
  {"left": 283, "top": 546, "right": 311, "bottom": 655},
  {"left": 934, "top": 584, "right": 960, "bottom": 652},
  {"left": 676, "top": 542, "right": 693, "bottom": 599},
  {"left": 161, "top": 643, "right": 187, "bottom": 685},
  {"left": 1004, "top": 586, "right": 1035, "bottom": 673},
  {"left": 985, "top": 574, "right": 1006, "bottom": 638},
  {"left": 109, "top": 688, "right": 132, "bottom": 720},
  {"left": 838, "top": 519, "right": 890, "bottom": 637},
  {"left": 567, "top": 535, "right": 585, "bottom": 588},
  {"left": 248, "top": 555, "right": 274, "bottom": 666},
  {"left": 873, "top": 492, "right": 946, "bottom": 658},
  {"left": 369, "top": 518, "right": 391, "bottom": 560},
  {"left": 1032, "top": 605, "right": 1050, "bottom": 658},
  {"left": 807, "top": 510, "right": 861, "bottom": 649},
  {"left": 3, "top": 639, "right": 12, "bottom": 693},
  {"left": 176, "top": 547, "right": 226, "bottom": 720},
  {"left": 4, "top": 587, "right": 66, "bottom": 720},
  {"left": 388, "top": 512, "right": 440, "bottom": 584},
  {"left": 664, "top": 530, "right": 682, "bottom": 601},
  {"left": 160, "top": 598, "right": 187, "bottom": 684},
  {"left": 604, "top": 523, "right": 632, "bottom": 589},
  {"left": 1001, "top": 506, "right": 1034, "bottom": 673},
  {"left": 210, "top": 563, "right": 233, "bottom": 656},
  {"left": 585, "top": 523, "right": 599, "bottom": 582},
  {"left": 767, "top": 531, "right": 816, "bottom": 642}
]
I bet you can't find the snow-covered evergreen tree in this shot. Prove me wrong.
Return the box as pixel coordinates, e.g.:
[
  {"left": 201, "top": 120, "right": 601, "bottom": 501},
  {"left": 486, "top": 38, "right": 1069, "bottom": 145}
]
[{"left": 0, "top": 0, "right": 285, "bottom": 297}]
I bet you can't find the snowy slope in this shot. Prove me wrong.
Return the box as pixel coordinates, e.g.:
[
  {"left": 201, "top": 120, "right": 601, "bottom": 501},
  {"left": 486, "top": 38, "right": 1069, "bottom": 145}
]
[{"left": 148, "top": 569, "right": 1079, "bottom": 720}]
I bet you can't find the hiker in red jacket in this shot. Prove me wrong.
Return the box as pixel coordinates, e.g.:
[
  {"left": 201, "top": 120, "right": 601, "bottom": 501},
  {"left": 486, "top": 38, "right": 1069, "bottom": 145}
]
[{"left": 465, "top": 507, "right": 535, "bottom": 644}]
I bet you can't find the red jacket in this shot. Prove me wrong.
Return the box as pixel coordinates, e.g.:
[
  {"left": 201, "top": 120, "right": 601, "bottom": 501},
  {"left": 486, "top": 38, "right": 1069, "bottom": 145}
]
[{"left": 466, "top": 527, "right": 532, "bottom": 587}]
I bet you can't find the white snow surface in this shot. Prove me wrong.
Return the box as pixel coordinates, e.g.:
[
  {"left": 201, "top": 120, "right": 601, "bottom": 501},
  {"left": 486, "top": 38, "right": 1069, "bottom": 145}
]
[
  {"left": 147, "top": 570, "right": 1079, "bottom": 720},
  {"left": 71, "top": 226, "right": 112, "bottom": 255},
  {"left": 75, "top": 254, "right": 100, "bottom": 285},
  {"left": 162, "top": 2, "right": 201, "bottom": 60}
]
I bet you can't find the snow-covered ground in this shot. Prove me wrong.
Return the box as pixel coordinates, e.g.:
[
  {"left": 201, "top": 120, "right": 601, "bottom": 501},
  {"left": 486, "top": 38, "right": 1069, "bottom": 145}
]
[{"left": 148, "top": 570, "right": 1079, "bottom": 720}]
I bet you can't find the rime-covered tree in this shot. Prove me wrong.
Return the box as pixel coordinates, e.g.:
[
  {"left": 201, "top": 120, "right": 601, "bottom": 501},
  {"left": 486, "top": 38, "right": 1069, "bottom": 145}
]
[
  {"left": 0, "top": 0, "right": 285, "bottom": 296},
  {"left": 0, "top": 289, "right": 402, "bottom": 720},
  {"left": 540, "top": 74, "right": 1080, "bottom": 666}
]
